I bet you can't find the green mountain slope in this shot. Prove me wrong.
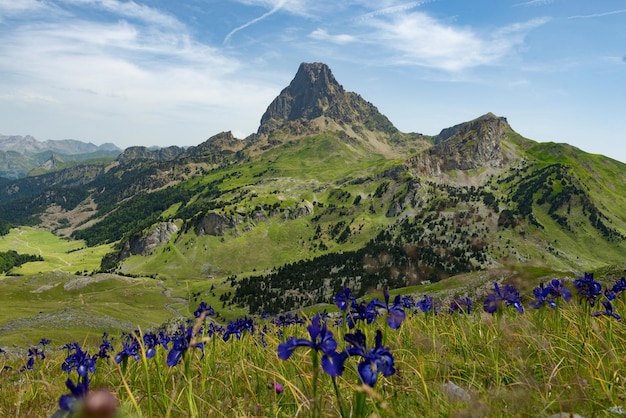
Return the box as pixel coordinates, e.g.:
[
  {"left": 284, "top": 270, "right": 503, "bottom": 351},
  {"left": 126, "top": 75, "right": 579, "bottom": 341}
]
[{"left": 0, "top": 63, "right": 625, "bottom": 318}]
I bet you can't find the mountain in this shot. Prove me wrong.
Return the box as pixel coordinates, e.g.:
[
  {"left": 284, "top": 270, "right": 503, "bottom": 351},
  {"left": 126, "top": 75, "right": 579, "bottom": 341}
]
[
  {"left": 246, "top": 62, "right": 424, "bottom": 157},
  {"left": 0, "top": 62, "right": 625, "bottom": 316},
  {"left": 257, "top": 62, "right": 397, "bottom": 135},
  {"left": 0, "top": 135, "right": 122, "bottom": 179},
  {"left": 0, "top": 135, "right": 119, "bottom": 155}
]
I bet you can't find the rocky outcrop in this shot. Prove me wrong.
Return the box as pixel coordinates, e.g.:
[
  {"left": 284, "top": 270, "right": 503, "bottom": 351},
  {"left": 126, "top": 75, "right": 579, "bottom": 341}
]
[
  {"left": 193, "top": 212, "right": 239, "bottom": 236},
  {"left": 257, "top": 62, "right": 397, "bottom": 136},
  {"left": 121, "top": 222, "right": 178, "bottom": 257},
  {"left": 281, "top": 201, "right": 314, "bottom": 220},
  {"left": 407, "top": 113, "right": 510, "bottom": 176},
  {"left": 117, "top": 146, "right": 184, "bottom": 164},
  {"left": 183, "top": 131, "right": 245, "bottom": 162}
]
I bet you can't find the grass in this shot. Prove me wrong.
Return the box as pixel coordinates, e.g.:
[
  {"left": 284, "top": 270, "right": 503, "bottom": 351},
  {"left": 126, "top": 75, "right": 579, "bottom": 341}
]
[
  {"left": 0, "top": 227, "right": 112, "bottom": 275},
  {"left": 1, "top": 278, "right": 625, "bottom": 417},
  {"left": 0, "top": 271, "right": 181, "bottom": 347}
]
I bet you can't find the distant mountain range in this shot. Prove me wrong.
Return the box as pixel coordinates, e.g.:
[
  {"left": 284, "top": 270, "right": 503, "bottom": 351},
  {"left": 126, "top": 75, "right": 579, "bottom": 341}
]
[
  {"left": 0, "top": 135, "right": 121, "bottom": 179},
  {"left": 1, "top": 62, "right": 625, "bottom": 315}
]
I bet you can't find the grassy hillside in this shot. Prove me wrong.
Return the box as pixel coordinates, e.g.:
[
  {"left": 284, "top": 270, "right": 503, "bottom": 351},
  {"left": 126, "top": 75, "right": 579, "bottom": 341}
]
[
  {"left": 0, "top": 227, "right": 111, "bottom": 274},
  {"left": 0, "top": 272, "right": 180, "bottom": 346}
]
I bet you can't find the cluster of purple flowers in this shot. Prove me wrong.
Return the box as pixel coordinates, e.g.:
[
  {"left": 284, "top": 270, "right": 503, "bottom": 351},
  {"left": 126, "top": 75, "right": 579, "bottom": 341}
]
[
  {"left": 484, "top": 282, "right": 524, "bottom": 314},
  {"left": 530, "top": 279, "right": 572, "bottom": 309},
  {"left": 52, "top": 337, "right": 110, "bottom": 417},
  {"left": 223, "top": 317, "right": 255, "bottom": 341},
  {"left": 8, "top": 273, "right": 624, "bottom": 416},
  {"left": 19, "top": 338, "right": 50, "bottom": 373},
  {"left": 277, "top": 314, "right": 396, "bottom": 387}
]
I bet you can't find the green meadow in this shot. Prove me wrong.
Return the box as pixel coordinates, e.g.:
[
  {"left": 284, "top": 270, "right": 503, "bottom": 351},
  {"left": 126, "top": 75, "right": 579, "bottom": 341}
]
[
  {"left": 1, "top": 279, "right": 625, "bottom": 417},
  {"left": 0, "top": 227, "right": 112, "bottom": 275}
]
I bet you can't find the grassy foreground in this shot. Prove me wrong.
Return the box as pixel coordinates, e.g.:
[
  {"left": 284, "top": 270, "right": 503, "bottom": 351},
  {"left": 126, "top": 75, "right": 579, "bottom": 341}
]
[{"left": 1, "top": 276, "right": 626, "bottom": 417}]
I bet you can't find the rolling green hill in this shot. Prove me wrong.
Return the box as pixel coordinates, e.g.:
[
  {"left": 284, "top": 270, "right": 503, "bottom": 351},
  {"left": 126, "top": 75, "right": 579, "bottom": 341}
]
[{"left": 0, "top": 62, "right": 625, "bottom": 331}]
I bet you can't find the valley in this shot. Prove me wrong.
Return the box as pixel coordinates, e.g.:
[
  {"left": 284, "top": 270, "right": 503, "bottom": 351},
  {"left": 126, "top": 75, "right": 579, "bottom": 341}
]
[{"left": 1, "top": 63, "right": 626, "bottom": 343}]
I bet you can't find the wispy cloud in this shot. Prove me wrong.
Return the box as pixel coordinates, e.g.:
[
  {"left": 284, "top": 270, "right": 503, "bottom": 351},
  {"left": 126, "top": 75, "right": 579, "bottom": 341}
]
[
  {"left": 309, "top": 28, "right": 357, "bottom": 45},
  {"left": 0, "top": 0, "right": 278, "bottom": 139},
  {"left": 357, "top": 1, "right": 432, "bottom": 20},
  {"left": 59, "top": 0, "right": 183, "bottom": 29},
  {"left": 359, "top": 12, "right": 549, "bottom": 71},
  {"left": 568, "top": 9, "right": 626, "bottom": 19},
  {"left": 514, "top": 0, "right": 553, "bottom": 6},
  {"left": 0, "top": 0, "right": 49, "bottom": 13}
]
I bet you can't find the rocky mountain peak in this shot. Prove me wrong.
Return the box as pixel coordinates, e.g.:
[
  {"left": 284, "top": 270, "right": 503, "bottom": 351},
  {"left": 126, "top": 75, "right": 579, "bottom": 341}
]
[
  {"left": 408, "top": 113, "right": 513, "bottom": 176},
  {"left": 258, "top": 62, "right": 344, "bottom": 134},
  {"left": 117, "top": 145, "right": 184, "bottom": 164},
  {"left": 257, "top": 62, "right": 396, "bottom": 136}
]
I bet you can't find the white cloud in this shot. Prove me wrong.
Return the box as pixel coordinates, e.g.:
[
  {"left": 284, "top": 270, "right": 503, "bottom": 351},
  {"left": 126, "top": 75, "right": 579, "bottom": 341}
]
[
  {"left": 0, "top": 0, "right": 47, "bottom": 13},
  {"left": 59, "top": 0, "right": 183, "bottom": 29},
  {"left": 309, "top": 28, "right": 356, "bottom": 45},
  {"left": 0, "top": 1, "right": 281, "bottom": 143},
  {"left": 357, "top": 1, "right": 431, "bottom": 20},
  {"left": 361, "top": 12, "right": 549, "bottom": 71}
]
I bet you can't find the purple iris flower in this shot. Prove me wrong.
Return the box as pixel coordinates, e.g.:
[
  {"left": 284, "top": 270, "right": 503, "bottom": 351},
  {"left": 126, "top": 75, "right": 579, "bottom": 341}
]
[
  {"left": 346, "top": 300, "right": 379, "bottom": 329},
  {"left": 277, "top": 315, "right": 345, "bottom": 377},
  {"left": 530, "top": 283, "right": 556, "bottom": 309},
  {"left": 61, "top": 342, "right": 96, "bottom": 377},
  {"left": 370, "top": 289, "right": 406, "bottom": 329},
  {"left": 114, "top": 334, "right": 141, "bottom": 363},
  {"left": 417, "top": 295, "right": 441, "bottom": 315},
  {"left": 591, "top": 300, "right": 621, "bottom": 321},
  {"left": 401, "top": 295, "right": 415, "bottom": 309},
  {"left": 612, "top": 277, "right": 626, "bottom": 294},
  {"left": 344, "top": 329, "right": 395, "bottom": 387},
  {"left": 531, "top": 280, "right": 572, "bottom": 310},
  {"left": 20, "top": 346, "right": 45, "bottom": 373},
  {"left": 194, "top": 302, "right": 215, "bottom": 318},
  {"left": 449, "top": 296, "right": 472, "bottom": 315},
  {"left": 574, "top": 273, "right": 602, "bottom": 306},
  {"left": 547, "top": 279, "right": 572, "bottom": 302},
  {"left": 167, "top": 325, "right": 205, "bottom": 367},
  {"left": 483, "top": 283, "right": 524, "bottom": 314},
  {"left": 56, "top": 376, "right": 90, "bottom": 415},
  {"left": 143, "top": 332, "right": 169, "bottom": 359},
  {"left": 334, "top": 287, "right": 356, "bottom": 311},
  {"left": 96, "top": 332, "right": 114, "bottom": 359},
  {"left": 272, "top": 313, "right": 305, "bottom": 327},
  {"left": 223, "top": 317, "right": 255, "bottom": 341}
]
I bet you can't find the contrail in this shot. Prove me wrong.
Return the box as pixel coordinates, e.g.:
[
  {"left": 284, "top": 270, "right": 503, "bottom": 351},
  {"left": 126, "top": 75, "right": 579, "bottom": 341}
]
[
  {"left": 224, "top": 0, "right": 287, "bottom": 44},
  {"left": 568, "top": 8, "right": 626, "bottom": 19}
]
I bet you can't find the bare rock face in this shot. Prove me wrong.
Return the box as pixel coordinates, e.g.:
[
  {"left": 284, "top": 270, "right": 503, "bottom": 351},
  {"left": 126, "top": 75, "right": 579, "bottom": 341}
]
[
  {"left": 193, "top": 212, "right": 238, "bottom": 236},
  {"left": 408, "top": 113, "right": 510, "bottom": 176},
  {"left": 184, "top": 131, "right": 245, "bottom": 161},
  {"left": 257, "top": 62, "right": 397, "bottom": 136},
  {"left": 117, "top": 146, "right": 184, "bottom": 164},
  {"left": 122, "top": 221, "right": 179, "bottom": 257}
]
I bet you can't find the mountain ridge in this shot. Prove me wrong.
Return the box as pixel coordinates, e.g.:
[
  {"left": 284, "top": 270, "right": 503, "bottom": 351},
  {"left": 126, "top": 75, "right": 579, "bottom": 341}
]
[
  {"left": 0, "top": 62, "right": 625, "bottom": 316},
  {"left": 0, "top": 135, "right": 122, "bottom": 179}
]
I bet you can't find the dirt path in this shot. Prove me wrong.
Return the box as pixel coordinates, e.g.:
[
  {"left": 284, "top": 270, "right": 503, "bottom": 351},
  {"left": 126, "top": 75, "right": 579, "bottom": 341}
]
[
  {"left": 156, "top": 280, "right": 187, "bottom": 318},
  {"left": 13, "top": 228, "right": 72, "bottom": 268}
]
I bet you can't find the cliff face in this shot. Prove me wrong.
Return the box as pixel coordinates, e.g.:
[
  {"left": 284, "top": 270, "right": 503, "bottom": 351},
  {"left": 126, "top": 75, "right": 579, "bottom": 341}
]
[
  {"left": 407, "top": 113, "right": 511, "bottom": 176},
  {"left": 117, "top": 146, "right": 184, "bottom": 164},
  {"left": 257, "top": 62, "right": 397, "bottom": 136},
  {"left": 120, "top": 221, "right": 179, "bottom": 257}
]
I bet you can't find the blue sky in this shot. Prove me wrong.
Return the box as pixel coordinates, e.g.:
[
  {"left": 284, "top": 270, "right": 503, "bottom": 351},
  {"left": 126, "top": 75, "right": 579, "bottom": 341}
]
[{"left": 1, "top": 0, "right": 625, "bottom": 162}]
